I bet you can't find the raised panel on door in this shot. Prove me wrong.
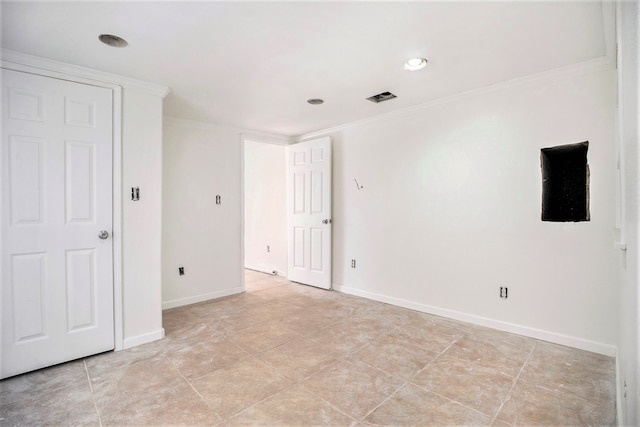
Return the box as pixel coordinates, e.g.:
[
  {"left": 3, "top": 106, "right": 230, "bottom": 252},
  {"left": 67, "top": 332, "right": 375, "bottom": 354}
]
[
  {"left": 8, "top": 87, "right": 44, "bottom": 122},
  {"left": 310, "top": 170, "right": 323, "bottom": 214},
  {"left": 9, "top": 136, "right": 44, "bottom": 224},
  {"left": 293, "top": 227, "right": 306, "bottom": 268},
  {"left": 1, "top": 68, "right": 114, "bottom": 379},
  {"left": 64, "top": 97, "right": 96, "bottom": 128},
  {"left": 66, "top": 249, "right": 97, "bottom": 332},
  {"left": 11, "top": 253, "right": 47, "bottom": 342},
  {"left": 310, "top": 227, "right": 324, "bottom": 272},
  {"left": 293, "top": 173, "right": 306, "bottom": 214},
  {"left": 65, "top": 141, "right": 95, "bottom": 223}
]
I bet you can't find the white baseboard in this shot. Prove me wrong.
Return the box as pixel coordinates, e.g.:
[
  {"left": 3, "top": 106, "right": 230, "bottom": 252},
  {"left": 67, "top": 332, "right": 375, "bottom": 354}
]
[
  {"left": 615, "top": 350, "right": 624, "bottom": 426},
  {"left": 122, "top": 328, "right": 165, "bottom": 350},
  {"left": 162, "top": 287, "right": 244, "bottom": 310},
  {"left": 333, "top": 284, "right": 617, "bottom": 357},
  {"left": 245, "top": 265, "right": 287, "bottom": 277}
]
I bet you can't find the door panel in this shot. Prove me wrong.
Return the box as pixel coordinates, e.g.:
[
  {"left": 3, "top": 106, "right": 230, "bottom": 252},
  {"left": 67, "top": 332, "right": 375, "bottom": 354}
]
[
  {"left": 287, "top": 137, "right": 332, "bottom": 289},
  {"left": 1, "top": 69, "right": 114, "bottom": 379}
]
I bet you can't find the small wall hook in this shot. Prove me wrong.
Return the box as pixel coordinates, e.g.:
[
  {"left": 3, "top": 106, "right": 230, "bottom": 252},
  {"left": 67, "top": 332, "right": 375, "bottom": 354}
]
[{"left": 354, "top": 178, "right": 364, "bottom": 190}]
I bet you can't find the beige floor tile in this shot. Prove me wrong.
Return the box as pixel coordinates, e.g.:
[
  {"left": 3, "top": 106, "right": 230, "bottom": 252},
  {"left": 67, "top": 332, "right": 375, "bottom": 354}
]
[
  {"left": 100, "top": 383, "right": 219, "bottom": 426},
  {"left": 491, "top": 419, "right": 512, "bottom": 427},
  {"left": 309, "top": 297, "right": 376, "bottom": 320},
  {"left": 226, "top": 386, "right": 355, "bottom": 426},
  {"left": 300, "top": 359, "right": 405, "bottom": 420},
  {"left": 260, "top": 337, "right": 342, "bottom": 382},
  {"left": 272, "top": 307, "right": 342, "bottom": 337},
  {"left": 162, "top": 308, "right": 205, "bottom": 334},
  {"left": 231, "top": 300, "right": 308, "bottom": 323},
  {"left": 162, "top": 321, "right": 224, "bottom": 352},
  {"left": 412, "top": 353, "right": 515, "bottom": 417},
  {"left": 165, "top": 338, "right": 250, "bottom": 379},
  {"left": 310, "top": 315, "right": 395, "bottom": 356},
  {"left": 245, "top": 277, "right": 287, "bottom": 292},
  {"left": 351, "top": 305, "right": 417, "bottom": 332},
  {"left": 90, "top": 354, "right": 186, "bottom": 413},
  {"left": 496, "top": 381, "right": 616, "bottom": 426},
  {"left": 518, "top": 340, "right": 616, "bottom": 404},
  {"left": 363, "top": 383, "right": 491, "bottom": 426},
  {"left": 442, "top": 334, "right": 532, "bottom": 377},
  {"left": 352, "top": 334, "right": 439, "bottom": 380},
  {"left": 0, "top": 381, "right": 99, "bottom": 426},
  {"left": 85, "top": 341, "right": 165, "bottom": 378},
  {"left": 229, "top": 322, "right": 304, "bottom": 354},
  {"left": 3, "top": 270, "right": 618, "bottom": 426},
  {"left": 191, "top": 356, "right": 292, "bottom": 420},
  {"left": 393, "top": 314, "right": 469, "bottom": 353},
  {"left": 0, "top": 359, "right": 87, "bottom": 406}
]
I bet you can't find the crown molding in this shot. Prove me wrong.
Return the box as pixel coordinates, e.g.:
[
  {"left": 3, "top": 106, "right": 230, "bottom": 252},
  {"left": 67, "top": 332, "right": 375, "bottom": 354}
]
[
  {"left": 0, "top": 48, "right": 170, "bottom": 98},
  {"left": 297, "top": 55, "right": 615, "bottom": 142},
  {"left": 164, "top": 116, "right": 293, "bottom": 145}
]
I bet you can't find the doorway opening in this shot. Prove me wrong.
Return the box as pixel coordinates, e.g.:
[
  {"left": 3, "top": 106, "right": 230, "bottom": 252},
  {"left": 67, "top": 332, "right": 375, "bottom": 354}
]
[{"left": 243, "top": 139, "right": 288, "bottom": 279}]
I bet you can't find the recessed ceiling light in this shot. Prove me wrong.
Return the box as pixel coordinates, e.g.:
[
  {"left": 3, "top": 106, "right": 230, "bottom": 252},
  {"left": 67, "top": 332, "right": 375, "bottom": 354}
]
[
  {"left": 99, "top": 34, "right": 128, "bottom": 48},
  {"left": 404, "top": 57, "right": 427, "bottom": 71},
  {"left": 307, "top": 99, "right": 324, "bottom": 105}
]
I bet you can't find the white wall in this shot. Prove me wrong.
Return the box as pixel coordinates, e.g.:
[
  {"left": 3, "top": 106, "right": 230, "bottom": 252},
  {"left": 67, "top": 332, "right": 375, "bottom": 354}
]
[
  {"left": 244, "top": 140, "right": 288, "bottom": 276},
  {"left": 162, "top": 119, "right": 244, "bottom": 308},
  {"left": 308, "top": 66, "right": 618, "bottom": 355},
  {"left": 121, "top": 89, "right": 165, "bottom": 348},
  {"left": 618, "top": 1, "right": 640, "bottom": 424}
]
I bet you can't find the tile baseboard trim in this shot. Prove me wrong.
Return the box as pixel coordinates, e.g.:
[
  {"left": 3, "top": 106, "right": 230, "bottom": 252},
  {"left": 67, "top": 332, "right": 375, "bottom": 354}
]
[
  {"left": 123, "top": 328, "right": 165, "bottom": 350},
  {"left": 333, "top": 284, "right": 617, "bottom": 357},
  {"left": 162, "top": 287, "right": 244, "bottom": 310}
]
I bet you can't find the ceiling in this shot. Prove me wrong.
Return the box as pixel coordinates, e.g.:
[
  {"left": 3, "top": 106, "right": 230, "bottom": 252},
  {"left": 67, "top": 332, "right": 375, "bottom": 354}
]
[{"left": 1, "top": 1, "right": 613, "bottom": 137}]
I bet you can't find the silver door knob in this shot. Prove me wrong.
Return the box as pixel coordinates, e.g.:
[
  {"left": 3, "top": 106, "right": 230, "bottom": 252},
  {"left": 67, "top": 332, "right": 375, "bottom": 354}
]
[
  {"left": 98, "top": 230, "right": 109, "bottom": 240},
  {"left": 322, "top": 219, "right": 332, "bottom": 224}
]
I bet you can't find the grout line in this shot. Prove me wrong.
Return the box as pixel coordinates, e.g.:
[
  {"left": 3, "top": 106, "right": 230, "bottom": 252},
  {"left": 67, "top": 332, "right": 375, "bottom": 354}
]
[
  {"left": 412, "top": 334, "right": 464, "bottom": 378},
  {"left": 489, "top": 340, "right": 537, "bottom": 425},
  {"left": 83, "top": 359, "right": 103, "bottom": 427},
  {"left": 359, "top": 381, "right": 410, "bottom": 422},
  {"left": 162, "top": 353, "right": 224, "bottom": 424}
]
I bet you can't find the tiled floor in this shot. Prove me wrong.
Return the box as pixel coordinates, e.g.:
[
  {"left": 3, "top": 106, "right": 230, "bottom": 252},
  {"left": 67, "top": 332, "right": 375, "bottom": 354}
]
[{"left": 1, "top": 270, "right": 616, "bottom": 426}]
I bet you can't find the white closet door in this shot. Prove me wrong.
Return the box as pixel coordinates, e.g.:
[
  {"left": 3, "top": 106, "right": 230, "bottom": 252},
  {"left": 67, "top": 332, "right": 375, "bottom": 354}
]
[{"left": 1, "top": 69, "right": 114, "bottom": 378}]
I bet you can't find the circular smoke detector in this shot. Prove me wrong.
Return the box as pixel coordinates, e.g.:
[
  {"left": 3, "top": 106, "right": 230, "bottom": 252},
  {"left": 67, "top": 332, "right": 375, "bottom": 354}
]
[
  {"left": 99, "top": 34, "right": 128, "bottom": 48},
  {"left": 307, "top": 98, "right": 324, "bottom": 105}
]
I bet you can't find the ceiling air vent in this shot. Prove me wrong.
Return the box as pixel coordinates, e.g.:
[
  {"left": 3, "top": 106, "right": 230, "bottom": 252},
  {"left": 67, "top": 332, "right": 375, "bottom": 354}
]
[{"left": 366, "top": 91, "right": 397, "bottom": 103}]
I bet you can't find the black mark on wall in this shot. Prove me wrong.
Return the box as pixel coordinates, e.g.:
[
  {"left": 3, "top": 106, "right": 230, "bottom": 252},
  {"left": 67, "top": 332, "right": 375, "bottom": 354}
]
[{"left": 540, "top": 141, "right": 590, "bottom": 222}]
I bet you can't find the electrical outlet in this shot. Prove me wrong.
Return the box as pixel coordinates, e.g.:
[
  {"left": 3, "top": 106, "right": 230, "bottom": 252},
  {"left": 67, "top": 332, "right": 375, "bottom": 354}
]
[
  {"left": 179, "top": 267, "right": 185, "bottom": 276},
  {"left": 351, "top": 259, "right": 356, "bottom": 268},
  {"left": 267, "top": 245, "right": 270, "bottom": 252},
  {"left": 500, "top": 286, "right": 508, "bottom": 299}
]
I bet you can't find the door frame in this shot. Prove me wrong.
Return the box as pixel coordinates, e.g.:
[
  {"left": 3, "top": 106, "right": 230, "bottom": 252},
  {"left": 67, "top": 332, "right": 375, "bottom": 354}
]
[
  {"left": 0, "top": 59, "right": 125, "bottom": 351},
  {"left": 240, "top": 134, "right": 294, "bottom": 288}
]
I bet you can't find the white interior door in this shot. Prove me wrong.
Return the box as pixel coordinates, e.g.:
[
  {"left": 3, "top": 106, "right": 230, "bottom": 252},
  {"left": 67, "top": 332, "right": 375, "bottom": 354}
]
[
  {"left": 287, "top": 137, "right": 332, "bottom": 289},
  {"left": 1, "top": 69, "right": 114, "bottom": 379}
]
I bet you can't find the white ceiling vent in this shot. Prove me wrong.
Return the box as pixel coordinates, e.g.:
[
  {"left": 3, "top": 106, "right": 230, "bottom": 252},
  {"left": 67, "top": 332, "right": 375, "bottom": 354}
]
[{"left": 366, "top": 91, "right": 397, "bottom": 103}]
